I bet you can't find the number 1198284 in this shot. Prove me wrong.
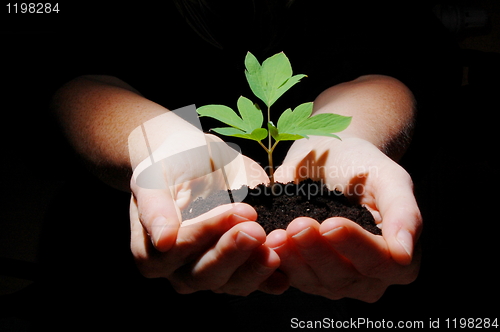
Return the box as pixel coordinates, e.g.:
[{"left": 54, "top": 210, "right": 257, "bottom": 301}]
[{"left": 6, "top": 3, "right": 59, "bottom": 14}]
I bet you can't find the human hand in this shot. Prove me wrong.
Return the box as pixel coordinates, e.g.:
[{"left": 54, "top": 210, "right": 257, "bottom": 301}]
[
  {"left": 268, "top": 136, "right": 422, "bottom": 302},
  {"left": 130, "top": 199, "right": 286, "bottom": 295},
  {"left": 128, "top": 113, "right": 287, "bottom": 295}
]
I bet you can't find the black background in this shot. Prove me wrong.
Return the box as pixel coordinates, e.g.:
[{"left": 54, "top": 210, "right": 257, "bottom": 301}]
[{"left": 1, "top": 1, "right": 499, "bottom": 330}]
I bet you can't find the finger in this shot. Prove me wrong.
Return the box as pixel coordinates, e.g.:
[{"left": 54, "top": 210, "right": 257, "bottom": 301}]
[
  {"left": 216, "top": 246, "right": 281, "bottom": 296},
  {"left": 132, "top": 203, "right": 258, "bottom": 280},
  {"left": 267, "top": 227, "right": 320, "bottom": 294},
  {"left": 264, "top": 228, "right": 295, "bottom": 294},
  {"left": 167, "top": 203, "right": 258, "bottom": 267},
  {"left": 320, "top": 217, "right": 396, "bottom": 278},
  {"left": 131, "top": 183, "right": 181, "bottom": 253},
  {"left": 286, "top": 218, "right": 364, "bottom": 295},
  {"left": 175, "top": 221, "right": 266, "bottom": 291},
  {"left": 265, "top": 228, "right": 288, "bottom": 249},
  {"left": 272, "top": 163, "right": 296, "bottom": 184},
  {"left": 273, "top": 156, "right": 310, "bottom": 184},
  {"left": 287, "top": 219, "right": 391, "bottom": 302},
  {"left": 180, "top": 202, "right": 257, "bottom": 229},
  {"left": 130, "top": 195, "right": 160, "bottom": 277},
  {"left": 381, "top": 197, "right": 422, "bottom": 266},
  {"left": 373, "top": 168, "right": 423, "bottom": 266}
]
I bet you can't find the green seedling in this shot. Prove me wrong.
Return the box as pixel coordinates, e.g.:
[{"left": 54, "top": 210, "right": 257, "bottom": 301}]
[{"left": 197, "top": 52, "right": 352, "bottom": 185}]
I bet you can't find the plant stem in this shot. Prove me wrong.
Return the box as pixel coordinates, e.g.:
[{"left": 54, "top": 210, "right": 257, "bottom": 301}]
[
  {"left": 259, "top": 106, "right": 280, "bottom": 187},
  {"left": 258, "top": 140, "right": 268, "bottom": 152},
  {"left": 267, "top": 105, "right": 275, "bottom": 186},
  {"left": 268, "top": 141, "right": 279, "bottom": 186},
  {"left": 258, "top": 140, "right": 274, "bottom": 185},
  {"left": 258, "top": 141, "right": 281, "bottom": 187},
  {"left": 267, "top": 151, "right": 275, "bottom": 186},
  {"left": 267, "top": 106, "right": 272, "bottom": 150}
]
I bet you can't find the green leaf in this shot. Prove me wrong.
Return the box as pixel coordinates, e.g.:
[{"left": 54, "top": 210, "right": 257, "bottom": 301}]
[
  {"left": 244, "top": 52, "right": 306, "bottom": 108},
  {"left": 211, "top": 127, "right": 267, "bottom": 141},
  {"left": 277, "top": 102, "right": 313, "bottom": 132},
  {"left": 271, "top": 74, "right": 306, "bottom": 106},
  {"left": 236, "top": 96, "right": 263, "bottom": 132},
  {"left": 197, "top": 104, "right": 246, "bottom": 130},
  {"left": 197, "top": 96, "right": 263, "bottom": 133},
  {"left": 198, "top": 97, "right": 266, "bottom": 142},
  {"left": 244, "top": 52, "right": 266, "bottom": 105},
  {"left": 244, "top": 51, "right": 261, "bottom": 74},
  {"left": 246, "top": 128, "right": 268, "bottom": 141},
  {"left": 270, "top": 113, "right": 305, "bottom": 141},
  {"left": 261, "top": 52, "right": 292, "bottom": 96},
  {"left": 269, "top": 119, "right": 305, "bottom": 141},
  {"left": 299, "top": 113, "right": 352, "bottom": 134},
  {"left": 211, "top": 127, "right": 246, "bottom": 136},
  {"left": 274, "top": 102, "right": 352, "bottom": 141}
]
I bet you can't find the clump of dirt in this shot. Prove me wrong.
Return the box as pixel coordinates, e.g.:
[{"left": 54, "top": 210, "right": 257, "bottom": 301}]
[{"left": 182, "top": 179, "right": 381, "bottom": 235}]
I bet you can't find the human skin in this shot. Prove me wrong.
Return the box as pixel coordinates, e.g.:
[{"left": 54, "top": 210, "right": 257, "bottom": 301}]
[
  {"left": 269, "top": 75, "right": 422, "bottom": 302},
  {"left": 52, "top": 74, "right": 421, "bottom": 299},
  {"left": 52, "top": 75, "right": 284, "bottom": 296}
]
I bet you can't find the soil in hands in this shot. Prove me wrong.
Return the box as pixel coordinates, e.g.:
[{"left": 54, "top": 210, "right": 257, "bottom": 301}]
[{"left": 181, "top": 179, "right": 381, "bottom": 236}]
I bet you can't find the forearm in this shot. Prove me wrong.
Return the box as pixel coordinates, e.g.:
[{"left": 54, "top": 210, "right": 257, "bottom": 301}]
[
  {"left": 312, "top": 75, "right": 416, "bottom": 160},
  {"left": 51, "top": 75, "right": 173, "bottom": 191}
]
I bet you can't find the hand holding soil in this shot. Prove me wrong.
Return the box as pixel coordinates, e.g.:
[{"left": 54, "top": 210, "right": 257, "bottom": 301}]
[
  {"left": 129, "top": 125, "right": 286, "bottom": 296},
  {"left": 187, "top": 52, "right": 422, "bottom": 300},
  {"left": 266, "top": 135, "right": 422, "bottom": 301},
  {"left": 125, "top": 52, "right": 422, "bottom": 300}
]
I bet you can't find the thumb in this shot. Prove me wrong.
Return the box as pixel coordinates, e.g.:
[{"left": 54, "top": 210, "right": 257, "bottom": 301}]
[
  {"left": 131, "top": 183, "right": 181, "bottom": 252},
  {"left": 375, "top": 169, "right": 422, "bottom": 266}
]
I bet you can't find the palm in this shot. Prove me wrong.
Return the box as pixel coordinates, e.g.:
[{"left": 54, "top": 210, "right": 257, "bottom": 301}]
[
  {"left": 132, "top": 133, "right": 268, "bottom": 213},
  {"left": 267, "top": 136, "right": 422, "bottom": 300}
]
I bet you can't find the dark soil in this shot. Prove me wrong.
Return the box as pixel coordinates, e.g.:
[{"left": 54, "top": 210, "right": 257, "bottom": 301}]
[{"left": 182, "top": 179, "right": 381, "bottom": 235}]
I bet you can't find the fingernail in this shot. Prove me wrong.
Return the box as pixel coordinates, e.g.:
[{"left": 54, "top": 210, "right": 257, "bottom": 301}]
[
  {"left": 236, "top": 231, "right": 260, "bottom": 251},
  {"left": 291, "top": 227, "right": 316, "bottom": 248},
  {"left": 322, "top": 226, "right": 347, "bottom": 242},
  {"left": 232, "top": 214, "right": 250, "bottom": 223},
  {"left": 397, "top": 229, "right": 413, "bottom": 258},
  {"left": 151, "top": 216, "right": 168, "bottom": 247}
]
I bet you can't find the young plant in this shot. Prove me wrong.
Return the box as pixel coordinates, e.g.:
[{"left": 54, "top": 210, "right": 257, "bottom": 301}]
[{"left": 197, "top": 52, "right": 352, "bottom": 185}]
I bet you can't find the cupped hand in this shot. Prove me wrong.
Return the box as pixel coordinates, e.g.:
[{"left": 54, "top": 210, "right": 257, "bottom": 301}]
[
  {"left": 129, "top": 125, "right": 287, "bottom": 295},
  {"left": 130, "top": 200, "right": 286, "bottom": 295},
  {"left": 269, "top": 136, "right": 422, "bottom": 301}
]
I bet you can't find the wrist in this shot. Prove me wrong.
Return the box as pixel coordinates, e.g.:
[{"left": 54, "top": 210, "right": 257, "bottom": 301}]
[{"left": 312, "top": 75, "right": 416, "bottom": 160}]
